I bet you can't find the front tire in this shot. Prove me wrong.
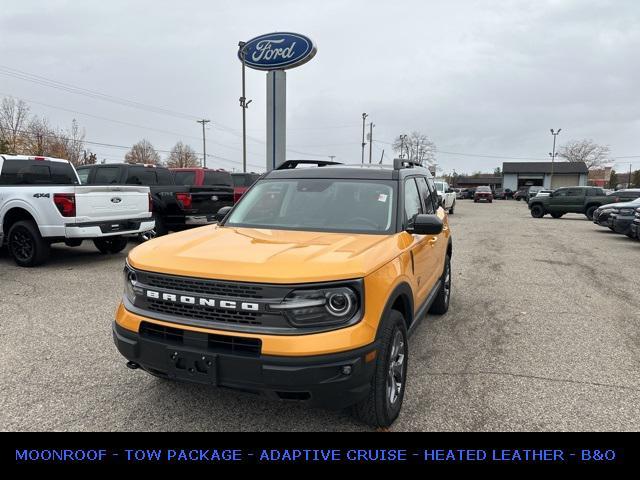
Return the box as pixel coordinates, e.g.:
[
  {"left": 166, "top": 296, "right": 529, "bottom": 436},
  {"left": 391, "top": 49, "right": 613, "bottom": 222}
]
[
  {"left": 352, "top": 310, "right": 408, "bottom": 429},
  {"left": 93, "top": 236, "right": 129, "bottom": 254},
  {"left": 449, "top": 201, "right": 455, "bottom": 215},
  {"left": 530, "top": 204, "right": 545, "bottom": 218},
  {"left": 7, "top": 220, "right": 50, "bottom": 267},
  {"left": 429, "top": 254, "right": 451, "bottom": 314}
]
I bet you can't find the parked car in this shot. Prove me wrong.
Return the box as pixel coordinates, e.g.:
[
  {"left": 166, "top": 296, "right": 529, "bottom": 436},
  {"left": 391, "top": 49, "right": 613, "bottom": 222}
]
[
  {"left": 524, "top": 186, "right": 544, "bottom": 202},
  {"left": 493, "top": 188, "right": 513, "bottom": 200},
  {"left": 460, "top": 188, "right": 475, "bottom": 199},
  {"left": 514, "top": 188, "right": 530, "bottom": 201},
  {"left": 434, "top": 179, "right": 456, "bottom": 214},
  {"left": 607, "top": 200, "right": 640, "bottom": 238},
  {"left": 77, "top": 163, "right": 233, "bottom": 238},
  {"left": 592, "top": 198, "right": 640, "bottom": 228},
  {"left": 455, "top": 188, "right": 465, "bottom": 199},
  {"left": 606, "top": 188, "right": 640, "bottom": 204},
  {"left": 528, "top": 186, "right": 613, "bottom": 220},
  {"left": 231, "top": 172, "right": 261, "bottom": 203},
  {"left": 0, "top": 155, "right": 154, "bottom": 266},
  {"left": 114, "top": 158, "right": 453, "bottom": 428},
  {"left": 630, "top": 208, "right": 640, "bottom": 240},
  {"left": 474, "top": 186, "right": 493, "bottom": 203}
]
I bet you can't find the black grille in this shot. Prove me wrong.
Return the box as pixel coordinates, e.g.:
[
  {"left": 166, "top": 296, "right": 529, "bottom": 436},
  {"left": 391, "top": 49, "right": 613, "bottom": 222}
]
[
  {"left": 139, "top": 322, "right": 261, "bottom": 356},
  {"left": 142, "top": 272, "right": 265, "bottom": 299},
  {"left": 146, "top": 299, "right": 262, "bottom": 326}
]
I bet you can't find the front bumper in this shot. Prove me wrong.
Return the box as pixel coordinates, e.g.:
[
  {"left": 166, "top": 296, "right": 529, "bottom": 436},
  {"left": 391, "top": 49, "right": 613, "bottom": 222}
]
[
  {"left": 609, "top": 215, "right": 634, "bottom": 235},
  {"left": 113, "top": 321, "right": 378, "bottom": 409},
  {"left": 66, "top": 219, "right": 155, "bottom": 238},
  {"left": 631, "top": 220, "right": 639, "bottom": 239}
]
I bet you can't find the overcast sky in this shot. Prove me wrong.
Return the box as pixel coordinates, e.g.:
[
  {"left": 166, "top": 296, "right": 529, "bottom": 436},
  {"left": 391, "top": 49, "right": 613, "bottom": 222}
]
[{"left": 1, "top": 0, "right": 639, "bottom": 173}]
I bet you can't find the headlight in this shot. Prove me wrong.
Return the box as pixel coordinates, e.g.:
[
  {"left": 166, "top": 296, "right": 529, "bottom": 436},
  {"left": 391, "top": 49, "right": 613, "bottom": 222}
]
[
  {"left": 123, "top": 263, "right": 142, "bottom": 303},
  {"left": 271, "top": 285, "right": 360, "bottom": 328},
  {"left": 618, "top": 208, "right": 634, "bottom": 215}
]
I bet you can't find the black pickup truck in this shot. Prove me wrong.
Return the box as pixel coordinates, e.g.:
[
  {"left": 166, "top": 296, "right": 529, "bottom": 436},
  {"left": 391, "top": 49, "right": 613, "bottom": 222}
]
[{"left": 76, "top": 163, "right": 233, "bottom": 237}]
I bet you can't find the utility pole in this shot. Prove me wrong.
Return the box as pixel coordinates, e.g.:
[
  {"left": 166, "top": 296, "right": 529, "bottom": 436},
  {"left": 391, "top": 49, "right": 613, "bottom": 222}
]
[
  {"left": 197, "top": 119, "right": 210, "bottom": 168},
  {"left": 361, "top": 113, "right": 368, "bottom": 164},
  {"left": 549, "top": 128, "right": 561, "bottom": 187},
  {"left": 368, "top": 122, "right": 375, "bottom": 164},
  {"left": 238, "top": 41, "right": 252, "bottom": 173}
]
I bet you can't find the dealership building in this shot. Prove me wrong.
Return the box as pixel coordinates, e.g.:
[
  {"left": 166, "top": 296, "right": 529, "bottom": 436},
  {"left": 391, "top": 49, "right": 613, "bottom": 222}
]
[{"left": 502, "top": 162, "right": 588, "bottom": 191}]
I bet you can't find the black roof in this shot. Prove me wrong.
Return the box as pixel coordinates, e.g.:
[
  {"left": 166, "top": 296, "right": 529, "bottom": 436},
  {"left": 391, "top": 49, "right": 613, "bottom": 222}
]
[
  {"left": 503, "top": 161, "right": 588, "bottom": 174},
  {"left": 264, "top": 162, "right": 432, "bottom": 180}
]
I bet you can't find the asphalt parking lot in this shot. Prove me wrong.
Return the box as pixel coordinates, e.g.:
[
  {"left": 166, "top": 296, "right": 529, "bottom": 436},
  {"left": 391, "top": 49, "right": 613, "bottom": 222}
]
[{"left": 1, "top": 200, "right": 639, "bottom": 431}]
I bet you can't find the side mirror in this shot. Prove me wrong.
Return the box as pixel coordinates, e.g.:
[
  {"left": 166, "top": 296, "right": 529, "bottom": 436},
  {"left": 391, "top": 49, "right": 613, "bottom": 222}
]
[
  {"left": 215, "top": 206, "right": 232, "bottom": 222},
  {"left": 548, "top": 192, "right": 554, "bottom": 198},
  {"left": 407, "top": 214, "right": 443, "bottom": 235}
]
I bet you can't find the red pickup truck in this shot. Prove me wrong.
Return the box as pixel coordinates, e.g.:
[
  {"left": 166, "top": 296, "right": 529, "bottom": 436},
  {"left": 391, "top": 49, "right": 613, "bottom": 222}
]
[{"left": 231, "top": 172, "right": 261, "bottom": 203}]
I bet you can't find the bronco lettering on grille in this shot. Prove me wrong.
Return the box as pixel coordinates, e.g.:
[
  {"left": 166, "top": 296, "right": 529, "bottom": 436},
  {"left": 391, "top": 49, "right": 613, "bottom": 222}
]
[{"left": 145, "top": 290, "right": 259, "bottom": 312}]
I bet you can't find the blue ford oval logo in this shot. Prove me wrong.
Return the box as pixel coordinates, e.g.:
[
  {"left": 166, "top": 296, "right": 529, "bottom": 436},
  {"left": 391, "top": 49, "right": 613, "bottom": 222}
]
[
  {"left": 240, "top": 32, "right": 316, "bottom": 71},
  {"left": 111, "top": 197, "right": 122, "bottom": 204}
]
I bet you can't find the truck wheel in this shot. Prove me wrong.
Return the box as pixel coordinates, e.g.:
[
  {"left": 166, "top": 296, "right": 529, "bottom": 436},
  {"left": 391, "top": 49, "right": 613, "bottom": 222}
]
[
  {"left": 551, "top": 213, "right": 563, "bottom": 219},
  {"left": 7, "top": 220, "right": 50, "bottom": 267},
  {"left": 429, "top": 255, "right": 451, "bottom": 315},
  {"left": 530, "top": 204, "right": 545, "bottom": 218},
  {"left": 352, "top": 310, "right": 408, "bottom": 428},
  {"left": 449, "top": 201, "right": 455, "bottom": 215},
  {"left": 93, "top": 236, "right": 129, "bottom": 254},
  {"left": 585, "top": 206, "right": 598, "bottom": 221}
]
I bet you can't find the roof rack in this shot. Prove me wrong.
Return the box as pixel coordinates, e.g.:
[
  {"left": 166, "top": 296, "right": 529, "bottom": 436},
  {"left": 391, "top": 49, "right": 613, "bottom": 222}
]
[
  {"left": 276, "top": 160, "right": 342, "bottom": 170},
  {"left": 393, "top": 158, "right": 424, "bottom": 170}
]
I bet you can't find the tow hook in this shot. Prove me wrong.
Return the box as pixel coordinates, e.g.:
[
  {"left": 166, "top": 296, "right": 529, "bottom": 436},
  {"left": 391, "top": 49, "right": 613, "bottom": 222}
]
[{"left": 126, "top": 361, "right": 140, "bottom": 370}]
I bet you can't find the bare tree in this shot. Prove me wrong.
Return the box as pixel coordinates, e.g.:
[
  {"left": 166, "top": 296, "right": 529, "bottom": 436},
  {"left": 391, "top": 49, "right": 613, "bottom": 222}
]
[
  {"left": 63, "top": 119, "right": 86, "bottom": 166},
  {"left": 24, "top": 116, "right": 54, "bottom": 156},
  {"left": 559, "top": 139, "right": 610, "bottom": 169},
  {"left": 392, "top": 131, "right": 436, "bottom": 166},
  {"left": 166, "top": 141, "right": 200, "bottom": 168},
  {"left": 125, "top": 139, "right": 161, "bottom": 165},
  {"left": 0, "top": 97, "right": 31, "bottom": 153}
]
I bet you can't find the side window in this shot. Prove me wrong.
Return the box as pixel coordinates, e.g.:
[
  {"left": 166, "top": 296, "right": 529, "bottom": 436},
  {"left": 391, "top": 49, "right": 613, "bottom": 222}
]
[
  {"left": 126, "top": 168, "right": 157, "bottom": 185},
  {"left": 567, "top": 188, "right": 583, "bottom": 197},
  {"left": 416, "top": 177, "right": 435, "bottom": 214},
  {"left": 157, "top": 169, "right": 174, "bottom": 185},
  {"left": 426, "top": 178, "right": 440, "bottom": 211},
  {"left": 76, "top": 167, "right": 90, "bottom": 184},
  {"left": 94, "top": 167, "right": 120, "bottom": 184},
  {"left": 404, "top": 178, "right": 422, "bottom": 226},
  {"left": 554, "top": 188, "right": 568, "bottom": 197}
]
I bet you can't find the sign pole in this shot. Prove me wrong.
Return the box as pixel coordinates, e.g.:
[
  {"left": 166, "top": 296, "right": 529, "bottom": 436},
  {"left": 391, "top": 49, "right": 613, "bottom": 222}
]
[{"left": 266, "top": 70, "right": 286, "bottom": 170}]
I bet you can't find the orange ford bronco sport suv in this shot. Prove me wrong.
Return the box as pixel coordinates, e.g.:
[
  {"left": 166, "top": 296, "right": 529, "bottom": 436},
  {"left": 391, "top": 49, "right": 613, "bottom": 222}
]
[{"left": 114, "top": 159, "right": 452, "bottom": 427}]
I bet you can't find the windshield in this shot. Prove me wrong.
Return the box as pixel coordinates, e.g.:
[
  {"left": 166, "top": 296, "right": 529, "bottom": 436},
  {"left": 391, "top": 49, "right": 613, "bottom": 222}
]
[
  {"left": 225, "top": 178, "right": 396, "bottom": 234},
  {"left": 434, "top": 182, "right": 445, "bottom": 193}
]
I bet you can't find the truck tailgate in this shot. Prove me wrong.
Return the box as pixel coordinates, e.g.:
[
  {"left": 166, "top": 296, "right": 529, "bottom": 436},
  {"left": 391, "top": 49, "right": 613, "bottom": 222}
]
[
  {"left": 189, "top": 186, "right": 234, "bottom": 215},
  {"left": 74, "top": 185, "right": 150, "bottom": 222}
]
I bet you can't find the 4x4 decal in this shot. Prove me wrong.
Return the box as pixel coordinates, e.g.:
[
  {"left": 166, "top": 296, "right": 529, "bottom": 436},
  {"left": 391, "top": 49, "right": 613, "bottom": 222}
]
[{"left": 33, "top": 193, "right": 50, "bottom": 198}]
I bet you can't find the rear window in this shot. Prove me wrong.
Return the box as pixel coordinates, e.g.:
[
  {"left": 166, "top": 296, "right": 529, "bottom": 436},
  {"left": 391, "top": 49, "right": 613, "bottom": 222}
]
[
  {"left": 476, "top": 186, "right": 491, "bottom": 192},
  {"left": 126, "top": 167, "right": 157, "bottom": 185},
  {"left": 204, "top": 170, "right": 233, "bottom": 186},
  {"left": 0, "top": 159, "right": 78, "bottom": 185},
  {"left": 232, "top": 173, "right": 260, "bottom": 187},
  {"left": 173, "top": 171, "right": 196, "bottom": 185}
]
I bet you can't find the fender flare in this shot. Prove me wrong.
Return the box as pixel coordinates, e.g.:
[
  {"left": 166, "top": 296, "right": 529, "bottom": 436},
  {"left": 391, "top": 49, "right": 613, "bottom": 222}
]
[
  {"left": 1, "top": 199, "right": 44, "bottom": 235},
  {"left": 376, "top": 281, "right": 415, "bottom": 337}
]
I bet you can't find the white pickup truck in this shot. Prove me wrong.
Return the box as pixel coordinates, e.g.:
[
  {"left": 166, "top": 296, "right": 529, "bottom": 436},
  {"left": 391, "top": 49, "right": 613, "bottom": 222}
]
[
  {"left": 434, "top": 179, "right": 456, "bottom": 214},
  {"left": 0, "top": 155, "right": 155, "bottom": 266}
]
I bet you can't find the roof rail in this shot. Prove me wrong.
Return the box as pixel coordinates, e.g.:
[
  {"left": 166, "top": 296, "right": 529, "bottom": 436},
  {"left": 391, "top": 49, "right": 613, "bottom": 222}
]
[
  {"left": 393, "top": 158, "right": 424, "bottom": 170},
  {"left": 276, "top": 160, "right": 342, "bottom": 170}
]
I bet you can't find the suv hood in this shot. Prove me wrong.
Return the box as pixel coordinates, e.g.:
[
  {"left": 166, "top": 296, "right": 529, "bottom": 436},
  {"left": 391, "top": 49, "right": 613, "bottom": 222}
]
[
  {"left": 600, "top": 200, "right": 640, "bottom": 210},
  {"left": 128, "top": 225, "right": 406, "bottom": 283}
]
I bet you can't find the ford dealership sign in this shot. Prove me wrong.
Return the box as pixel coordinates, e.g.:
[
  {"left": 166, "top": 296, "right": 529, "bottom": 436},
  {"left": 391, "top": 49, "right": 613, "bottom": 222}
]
[{"left": 240, "top": 32, "right": 317, "bottom": 70}]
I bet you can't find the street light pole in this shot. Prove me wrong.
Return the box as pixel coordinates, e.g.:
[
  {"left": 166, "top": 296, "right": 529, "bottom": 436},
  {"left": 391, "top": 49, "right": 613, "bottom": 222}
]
[
  {"left": 361, "top": 113, "right": 368, "bottom": 164},
  {"left": 550, "top": 128, "right": 561, "bottom": 187},
  {"left": 238, "top": 41, "right": 252, "bottom": 173},
  {"left": 368, "top": 122, "right": 375, "bottom": 164},
  {"left": 197, "top": 119, "right": 210, "bottom": 167}
]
